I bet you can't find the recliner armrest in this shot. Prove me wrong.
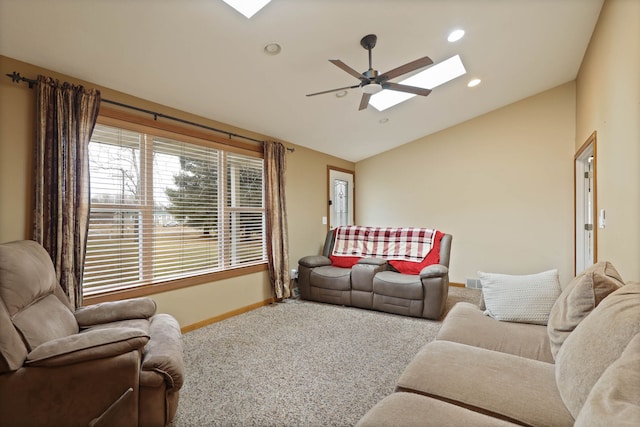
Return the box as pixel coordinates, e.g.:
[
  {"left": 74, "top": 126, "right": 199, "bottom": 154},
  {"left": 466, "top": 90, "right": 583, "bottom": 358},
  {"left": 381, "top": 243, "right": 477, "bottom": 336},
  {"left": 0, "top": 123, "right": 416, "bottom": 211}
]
[
  {"left": 420, "top": 264, "right": 449, "bottom": 279},
  {"left": 298, "top": 255, "right": 332, "bottom": 268},
  {"left": 75, "top": 298, "right": 157, "bottom": 327},
  {"left": 357, "top": 257, "right": 387, "bottom": 266},
  {"left": 25, "top": 327, "right": 149, "bottom": 367},
  {"left": 141, "top": 314, "right": 184, "bottom": 390}
]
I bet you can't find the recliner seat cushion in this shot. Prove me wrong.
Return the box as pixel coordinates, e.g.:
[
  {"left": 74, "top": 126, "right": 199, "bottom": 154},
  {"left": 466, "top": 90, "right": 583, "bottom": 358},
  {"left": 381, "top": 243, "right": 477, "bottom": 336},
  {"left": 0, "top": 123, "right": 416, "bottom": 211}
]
[
  {"left": 309, "top": 266, "right": 351, "bottom": 290},
  {"left": 373, "top": 271, "right": 423, "bottom": 299},
  {"left": 555, "top": 282, "right": 640, "bottom": 418}
]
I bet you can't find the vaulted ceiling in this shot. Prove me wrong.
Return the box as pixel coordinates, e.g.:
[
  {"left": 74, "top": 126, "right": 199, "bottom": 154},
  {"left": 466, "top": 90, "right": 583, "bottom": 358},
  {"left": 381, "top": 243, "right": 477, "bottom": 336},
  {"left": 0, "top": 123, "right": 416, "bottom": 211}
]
[{"left": 0, "top": 0, "right": 603, "bottom": 161}]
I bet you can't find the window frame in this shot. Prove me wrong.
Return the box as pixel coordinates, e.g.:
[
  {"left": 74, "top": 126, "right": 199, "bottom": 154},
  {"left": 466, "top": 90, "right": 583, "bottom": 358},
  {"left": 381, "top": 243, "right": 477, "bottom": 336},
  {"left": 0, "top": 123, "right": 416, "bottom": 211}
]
[{"left": 83, "top": 108, "right": 267, "bottom": 305}]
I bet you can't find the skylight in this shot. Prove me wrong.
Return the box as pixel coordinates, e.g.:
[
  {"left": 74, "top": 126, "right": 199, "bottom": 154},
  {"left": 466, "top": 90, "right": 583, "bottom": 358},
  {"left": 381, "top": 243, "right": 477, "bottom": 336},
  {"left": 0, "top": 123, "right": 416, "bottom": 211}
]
[
  {"left": 222, "top": 0, "right": 272, "bottom": 18},
  {"left": 369, "top": 55, "right": 467, "bottom": 112}
]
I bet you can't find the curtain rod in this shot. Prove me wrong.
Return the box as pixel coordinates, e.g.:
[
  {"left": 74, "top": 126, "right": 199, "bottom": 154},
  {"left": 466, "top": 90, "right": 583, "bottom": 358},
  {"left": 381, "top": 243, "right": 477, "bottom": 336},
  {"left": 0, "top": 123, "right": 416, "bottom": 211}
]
[{"left": 5, "top": 71, "right": 295, "bottom": 152}]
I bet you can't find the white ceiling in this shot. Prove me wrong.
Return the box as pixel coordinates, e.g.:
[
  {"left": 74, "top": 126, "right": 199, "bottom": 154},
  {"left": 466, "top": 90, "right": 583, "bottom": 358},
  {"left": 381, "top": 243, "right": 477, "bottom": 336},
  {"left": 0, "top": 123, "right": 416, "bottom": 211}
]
[{"left": 0, "top": 0, "right": 603, "bottom": 162}]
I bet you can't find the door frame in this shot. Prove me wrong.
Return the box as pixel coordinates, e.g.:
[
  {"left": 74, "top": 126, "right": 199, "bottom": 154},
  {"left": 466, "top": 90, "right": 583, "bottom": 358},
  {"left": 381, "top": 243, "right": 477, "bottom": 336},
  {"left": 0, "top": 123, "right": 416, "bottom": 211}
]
[
  {"left": 574, "top": 131, "right": 597, "bottom": 275},
  {"left": 327, "top": 166, "right": 355, "bottom": 231}
]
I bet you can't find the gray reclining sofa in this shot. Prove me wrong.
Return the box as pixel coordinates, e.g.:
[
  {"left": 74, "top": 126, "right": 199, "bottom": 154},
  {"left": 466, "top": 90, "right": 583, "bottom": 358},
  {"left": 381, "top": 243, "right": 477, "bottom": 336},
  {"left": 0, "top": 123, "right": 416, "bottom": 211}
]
[{"left": 297, "top": 229, "right": 452, "bottom": 320}]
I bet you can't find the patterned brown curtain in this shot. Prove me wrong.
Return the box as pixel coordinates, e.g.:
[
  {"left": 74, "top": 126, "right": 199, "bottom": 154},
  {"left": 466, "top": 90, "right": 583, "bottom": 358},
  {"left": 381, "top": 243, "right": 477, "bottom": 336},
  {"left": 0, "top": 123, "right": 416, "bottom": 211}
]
[
  {"left": 264, "top": 141, "right": 291, "bottom": 299},
  {"left": 33, "top": 76, "right": 101, "bottom": 309}
]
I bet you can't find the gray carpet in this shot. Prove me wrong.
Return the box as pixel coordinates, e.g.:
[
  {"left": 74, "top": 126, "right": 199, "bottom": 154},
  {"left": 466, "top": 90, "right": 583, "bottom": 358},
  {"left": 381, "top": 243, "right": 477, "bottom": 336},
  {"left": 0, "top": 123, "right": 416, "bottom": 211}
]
[{"left": 171, "top": 287, "right": 481, "bottom": 427}]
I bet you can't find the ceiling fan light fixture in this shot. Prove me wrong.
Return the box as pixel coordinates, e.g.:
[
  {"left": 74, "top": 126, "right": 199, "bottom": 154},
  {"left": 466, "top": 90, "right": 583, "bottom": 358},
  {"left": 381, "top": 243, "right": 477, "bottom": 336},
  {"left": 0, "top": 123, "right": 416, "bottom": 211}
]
[{"left": 362, "top": 83, "right": 383, "bottom": 95}]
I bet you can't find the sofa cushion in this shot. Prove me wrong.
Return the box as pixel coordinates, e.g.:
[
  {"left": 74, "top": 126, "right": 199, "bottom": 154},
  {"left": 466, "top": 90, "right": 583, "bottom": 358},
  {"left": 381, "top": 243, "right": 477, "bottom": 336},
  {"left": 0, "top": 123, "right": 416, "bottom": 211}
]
[
  {"left": 437, "top": 302, "right": 554, "bottom": 363},
  {"left": 547, "top": 261, "right": 624, "bottom": 360},
  {"left": 574, "top": 333, "right": 640, "bottom": 426},
  {"left": 356, "top": 392, "right": 519, "bottom": 427},
  {"left": 396, "top": 340, "right": 574, "bottom": 426},
  {"left": 555, "top": 282, "right": 640, "bottom": 418},
  {"left": 479, "top": 269, "right": 561, "bottom": 325}
]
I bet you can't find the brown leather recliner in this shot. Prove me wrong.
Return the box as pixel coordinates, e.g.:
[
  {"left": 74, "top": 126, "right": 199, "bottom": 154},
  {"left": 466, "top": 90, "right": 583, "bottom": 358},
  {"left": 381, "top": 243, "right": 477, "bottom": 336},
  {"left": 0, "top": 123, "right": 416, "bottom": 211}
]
[{"left": 0, "top": 240, "right": 184, "bottom": 427}]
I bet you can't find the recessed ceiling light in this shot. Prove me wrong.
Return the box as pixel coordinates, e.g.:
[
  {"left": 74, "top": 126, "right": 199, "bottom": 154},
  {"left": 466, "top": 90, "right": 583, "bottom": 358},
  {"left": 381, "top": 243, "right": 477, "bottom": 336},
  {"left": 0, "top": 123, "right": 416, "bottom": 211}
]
[
  {"left": 448, "top": 29, "right": 465, "bottom": 43},
  {"left": 467, "top": 78, "right": 481, "bottom": 87},
  {"left": 369, "top": 55, "right": 467, "bottom": 112},
  {"left": 378, "top": 118, "right": 389, "bottom": 124},
  {"left": 263, "top": 42, "right": 282, "bottom": 56},
  {"left": 335, "top": 90, "right": 348, "bottom": 98},
  {"left": 222, "top": 0, "right": 271, "bottom": 18}
]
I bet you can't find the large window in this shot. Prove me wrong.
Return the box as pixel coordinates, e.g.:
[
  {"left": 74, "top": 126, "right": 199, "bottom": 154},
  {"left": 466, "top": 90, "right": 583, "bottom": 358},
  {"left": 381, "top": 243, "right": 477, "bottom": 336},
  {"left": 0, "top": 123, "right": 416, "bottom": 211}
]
[{"left": 84, "top": 118, "right": 266, "bottom": 296}]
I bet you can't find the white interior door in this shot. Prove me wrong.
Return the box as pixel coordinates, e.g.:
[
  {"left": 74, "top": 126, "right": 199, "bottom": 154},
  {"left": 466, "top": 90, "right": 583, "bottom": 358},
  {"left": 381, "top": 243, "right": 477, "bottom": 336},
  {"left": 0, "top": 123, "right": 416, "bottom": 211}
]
[
  {"left": 329, "top": 169, "right": 354, "bottom": 229},
  {"left": 575, "top": 133, "right": 596, "bottom": 274}
]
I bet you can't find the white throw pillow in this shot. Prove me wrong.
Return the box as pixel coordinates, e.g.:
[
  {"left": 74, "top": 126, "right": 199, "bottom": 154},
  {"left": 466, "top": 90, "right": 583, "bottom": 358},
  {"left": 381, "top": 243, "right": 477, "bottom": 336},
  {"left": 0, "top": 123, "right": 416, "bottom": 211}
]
[{"left": 478, "top": 269, "right": 561, "bottom": 325}]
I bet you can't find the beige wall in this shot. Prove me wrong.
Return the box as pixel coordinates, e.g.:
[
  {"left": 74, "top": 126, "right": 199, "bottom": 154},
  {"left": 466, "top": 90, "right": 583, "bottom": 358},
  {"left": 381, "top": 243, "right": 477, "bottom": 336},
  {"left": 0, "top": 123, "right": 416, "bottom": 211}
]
[
  {"left": 0, "top": 55, "right": 352, "bottom": 327},
  {"left": 356, "top": 83, "right": 577, "bottom": 286},
  {"left": 286, "top": 146, "right": 354, "bottom": 271},
  {"left": 576, "top": 0, "right": 640, "bottom": 281}
]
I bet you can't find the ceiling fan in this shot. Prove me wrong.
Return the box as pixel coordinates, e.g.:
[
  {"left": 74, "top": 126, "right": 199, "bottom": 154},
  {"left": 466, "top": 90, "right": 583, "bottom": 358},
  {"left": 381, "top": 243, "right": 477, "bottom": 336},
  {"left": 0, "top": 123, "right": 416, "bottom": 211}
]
[{"left": 306, "top": 34, "right": 433, "bottom": 111}]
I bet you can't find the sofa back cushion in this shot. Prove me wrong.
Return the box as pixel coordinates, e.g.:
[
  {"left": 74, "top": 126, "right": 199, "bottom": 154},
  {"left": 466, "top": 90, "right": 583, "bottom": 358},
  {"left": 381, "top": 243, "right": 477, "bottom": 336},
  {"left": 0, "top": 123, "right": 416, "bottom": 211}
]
[
  {"left": 555, "top": 282, "right": 640, "bottom": 418},
  {"left": 574, "top": 333, "right": 640, "bottom": 426},
  {"left": 547, "top": 261, "right": 624, "bottom": 359}
]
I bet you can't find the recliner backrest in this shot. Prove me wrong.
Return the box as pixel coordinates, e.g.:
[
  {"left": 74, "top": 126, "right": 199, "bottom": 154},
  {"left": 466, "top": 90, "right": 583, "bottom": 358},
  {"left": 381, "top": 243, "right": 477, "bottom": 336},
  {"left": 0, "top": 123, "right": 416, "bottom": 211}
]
[{"left": 0, "top": 240, "right": 79, "bottom": 372}]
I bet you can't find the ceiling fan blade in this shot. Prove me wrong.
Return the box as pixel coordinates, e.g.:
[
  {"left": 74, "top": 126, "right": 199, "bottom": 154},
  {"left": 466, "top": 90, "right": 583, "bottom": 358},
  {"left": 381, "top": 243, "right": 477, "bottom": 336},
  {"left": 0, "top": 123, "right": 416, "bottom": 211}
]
[
  {"left": 383, "top": 82, "right": 432, "bottom": 97},
  {"left": 306, "top": 84, "right": 360, "bottom": 97},
  {"left": 379, "top": 56, "right": 433, "bottom": 81},
  {"left": 329, "top": 59, "right": 366, "bottom": 80},
  {"left": 358, "top": 93, "right": 371, "bottom": 110}
]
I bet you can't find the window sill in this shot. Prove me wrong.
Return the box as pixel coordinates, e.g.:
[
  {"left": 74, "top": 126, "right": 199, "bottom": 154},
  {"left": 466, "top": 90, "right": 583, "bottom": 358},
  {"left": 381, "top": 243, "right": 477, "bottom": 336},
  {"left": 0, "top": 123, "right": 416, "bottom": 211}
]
[{"left": 82, "top": 263, "right": 268, "bottom": 305}]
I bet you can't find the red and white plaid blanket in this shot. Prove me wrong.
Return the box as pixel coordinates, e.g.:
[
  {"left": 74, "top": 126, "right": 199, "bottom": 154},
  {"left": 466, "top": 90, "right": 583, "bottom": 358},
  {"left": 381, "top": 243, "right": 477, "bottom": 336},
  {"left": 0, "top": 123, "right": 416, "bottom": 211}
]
[{"left": 331, "top": 226, "right": 437, "bottom": 262}]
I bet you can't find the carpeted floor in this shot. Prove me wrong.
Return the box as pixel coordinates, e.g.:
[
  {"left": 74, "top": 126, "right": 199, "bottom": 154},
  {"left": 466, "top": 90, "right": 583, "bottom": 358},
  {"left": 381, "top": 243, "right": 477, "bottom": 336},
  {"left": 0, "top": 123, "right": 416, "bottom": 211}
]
[{"left": 171, "top": 286, "right": 481, "bottom": 427}]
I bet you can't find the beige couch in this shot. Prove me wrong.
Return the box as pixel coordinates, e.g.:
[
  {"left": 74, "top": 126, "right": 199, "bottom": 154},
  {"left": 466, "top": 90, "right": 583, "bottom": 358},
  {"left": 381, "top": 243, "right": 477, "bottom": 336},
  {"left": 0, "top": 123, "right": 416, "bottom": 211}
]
[
  {"left": 0, "top": 240, "right": 184, "bottom": 427},
  {"left": 298, "top": 229, "right": 452, "bottom": 319},
  {"left": 357, "top": 262, "right": 640, "bottom": 426}
]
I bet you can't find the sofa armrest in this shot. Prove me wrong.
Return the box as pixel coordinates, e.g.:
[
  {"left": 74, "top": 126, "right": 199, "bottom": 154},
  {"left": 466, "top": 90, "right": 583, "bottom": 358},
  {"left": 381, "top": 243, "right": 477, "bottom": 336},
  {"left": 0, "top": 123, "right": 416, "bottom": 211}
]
[
  {"left": 75, "top": 298, "right": 157, "bottom": 327},
  {"left": 420, "top": 265, "right": 450, "bottom": 319},
  {"left": 25, "top": 327, "right": 149, "bottom": 367},
  {"left": 357, "top": 257, "right": 387, "bottom": 266},
  {"left": 298, "top": 255, "right": 332, "bottom": 268},
  {"left": 420, "top": 264, "right": 448, "bottom": 279}
]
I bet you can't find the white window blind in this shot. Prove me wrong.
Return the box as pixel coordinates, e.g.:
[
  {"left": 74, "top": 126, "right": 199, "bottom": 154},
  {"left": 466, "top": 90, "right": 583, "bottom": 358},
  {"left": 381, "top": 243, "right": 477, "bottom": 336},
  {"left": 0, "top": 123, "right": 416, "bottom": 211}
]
[{"left": 84, "top": 123, "right": 266, "bottom": 294}]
